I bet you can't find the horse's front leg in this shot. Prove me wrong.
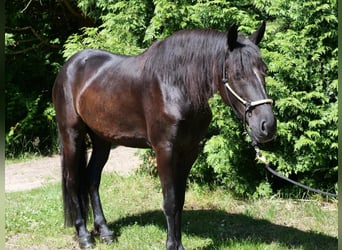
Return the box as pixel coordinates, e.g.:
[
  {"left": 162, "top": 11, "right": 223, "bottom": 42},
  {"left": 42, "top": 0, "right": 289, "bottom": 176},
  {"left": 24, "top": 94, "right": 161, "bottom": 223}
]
[
  {"left": 164, "top": 196, "right": 185, "bottom": 250},
  {"left": 155, "top": 143, "right": 195, "bottom": 250}
]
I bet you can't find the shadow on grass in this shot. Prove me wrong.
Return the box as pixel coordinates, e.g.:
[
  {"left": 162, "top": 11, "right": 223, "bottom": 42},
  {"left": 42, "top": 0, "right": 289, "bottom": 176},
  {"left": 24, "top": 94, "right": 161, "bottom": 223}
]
[{"left": 108, "top": 209, "right": 337, "bottom": 250}]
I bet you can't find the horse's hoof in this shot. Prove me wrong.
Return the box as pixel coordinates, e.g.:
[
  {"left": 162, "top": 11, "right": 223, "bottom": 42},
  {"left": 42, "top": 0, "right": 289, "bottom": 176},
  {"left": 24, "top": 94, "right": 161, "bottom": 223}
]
[
  {"left": 167, "top": 241, "right": 185, "bottom": 250},
  {"left": 93, "top": 225, "right": 114, "bottom": 244},
  {"left": 100, "top": 233, "right": 114, "bottom": 244},
  {"left": 78, "top": 235, "right": 95, "bottom": 249}
]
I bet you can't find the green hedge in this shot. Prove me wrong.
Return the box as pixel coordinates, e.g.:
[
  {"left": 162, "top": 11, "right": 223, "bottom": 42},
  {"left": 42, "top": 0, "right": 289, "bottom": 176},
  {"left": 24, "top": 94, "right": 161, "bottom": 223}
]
[{"left": 6, "top": 0, "right": 337, "bottom": 197}]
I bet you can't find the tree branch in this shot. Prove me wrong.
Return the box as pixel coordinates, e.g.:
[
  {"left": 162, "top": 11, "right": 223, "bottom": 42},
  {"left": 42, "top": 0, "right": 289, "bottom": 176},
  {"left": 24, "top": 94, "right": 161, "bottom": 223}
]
[
  {"left": 6, "top": 42, "right": 44, "bottom": 55},
  {"left": 7, "top": 26, "right": 60, "bottom": 48},
  {"left": 58, "top": 0, "right": 84, "bottom": 20},
  {"left": 21, "top": 0, "right": 34, "bottom": 13},
  {"left": 58, "top": 0, "right": 94, "bottom": 27}
]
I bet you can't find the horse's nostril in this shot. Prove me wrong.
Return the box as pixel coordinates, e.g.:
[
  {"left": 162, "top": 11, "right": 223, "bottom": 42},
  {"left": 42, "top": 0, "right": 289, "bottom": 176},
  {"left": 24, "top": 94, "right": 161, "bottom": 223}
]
[
  {"left": 261, "top": 120, "right": 266, "bottom": 131},
  {"left": 260, "top": 120, "right": 268, "bottom": 135},
  {"left": 254, "top": 116, "right": 276, "bottom": 143}
]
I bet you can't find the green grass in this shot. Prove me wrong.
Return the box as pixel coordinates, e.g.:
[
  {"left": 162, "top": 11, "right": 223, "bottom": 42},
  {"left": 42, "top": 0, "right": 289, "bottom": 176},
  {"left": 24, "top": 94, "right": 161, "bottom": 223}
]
[{"left": 6, "top": 173, "right": 338, "bottom": 250}]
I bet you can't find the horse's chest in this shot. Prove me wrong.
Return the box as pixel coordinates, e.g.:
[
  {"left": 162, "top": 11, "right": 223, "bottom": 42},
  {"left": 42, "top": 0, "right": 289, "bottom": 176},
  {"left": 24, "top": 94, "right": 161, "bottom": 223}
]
[{"left": 176, "top": 111, "right": 212, "bottom": 144}]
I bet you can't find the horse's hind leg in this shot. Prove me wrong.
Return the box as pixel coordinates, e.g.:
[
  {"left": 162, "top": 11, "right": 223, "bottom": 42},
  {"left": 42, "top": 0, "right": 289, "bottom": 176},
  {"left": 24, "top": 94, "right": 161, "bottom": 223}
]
[
  {"left": 86, "top": 132, "right": 114, "bottom": 243},
  {"left": 59, "top": 124, "right": 93, "bottom": 249}
]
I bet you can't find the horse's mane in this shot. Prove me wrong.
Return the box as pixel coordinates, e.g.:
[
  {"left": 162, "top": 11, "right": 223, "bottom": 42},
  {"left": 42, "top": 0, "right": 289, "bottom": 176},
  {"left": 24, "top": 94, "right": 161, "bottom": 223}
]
[
  {"left": 143, "top": 30, "right": 227, "bottom": 109},
  {"left": 142, "top": 29, "right": 264, "bottom": 110}
]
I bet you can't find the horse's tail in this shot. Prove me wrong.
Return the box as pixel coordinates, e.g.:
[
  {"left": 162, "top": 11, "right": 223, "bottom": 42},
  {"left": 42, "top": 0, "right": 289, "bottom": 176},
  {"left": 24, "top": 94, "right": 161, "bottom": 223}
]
[{"left": 61, "top": 141, "right": 89, "bottom": 227}]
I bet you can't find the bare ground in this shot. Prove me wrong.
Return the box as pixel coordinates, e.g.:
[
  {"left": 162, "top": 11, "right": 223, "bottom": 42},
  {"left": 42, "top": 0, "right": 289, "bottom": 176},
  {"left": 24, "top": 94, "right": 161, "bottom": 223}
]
[{"left": 5, "top": 146, "right": 141, "bottom": 192}]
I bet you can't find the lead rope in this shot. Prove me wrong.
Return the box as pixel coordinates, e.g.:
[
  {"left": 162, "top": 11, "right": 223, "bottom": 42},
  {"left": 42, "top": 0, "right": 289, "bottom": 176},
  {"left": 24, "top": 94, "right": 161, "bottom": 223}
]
[{"left": 253, "top": 143, "right": 338, "bottom": 198}]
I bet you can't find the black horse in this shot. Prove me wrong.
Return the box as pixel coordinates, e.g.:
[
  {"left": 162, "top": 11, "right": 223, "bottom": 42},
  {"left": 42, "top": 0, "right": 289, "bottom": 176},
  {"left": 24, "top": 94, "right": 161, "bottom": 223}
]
[{"left": 52, "top": 22, "right": 276, "bottom": 249}]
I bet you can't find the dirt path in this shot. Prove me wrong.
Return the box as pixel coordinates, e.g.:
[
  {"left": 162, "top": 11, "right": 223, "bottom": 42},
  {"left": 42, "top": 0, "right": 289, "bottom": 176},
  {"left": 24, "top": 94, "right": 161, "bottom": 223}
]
[{"left": 5, "top": 146, "right": 141, "bottom": 192}]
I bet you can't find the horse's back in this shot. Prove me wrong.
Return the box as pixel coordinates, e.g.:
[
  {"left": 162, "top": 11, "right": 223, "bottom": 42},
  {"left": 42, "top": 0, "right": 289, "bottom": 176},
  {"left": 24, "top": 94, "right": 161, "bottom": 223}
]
[{"left": 54, "top": 49, "right": 126, "bottom": 90}]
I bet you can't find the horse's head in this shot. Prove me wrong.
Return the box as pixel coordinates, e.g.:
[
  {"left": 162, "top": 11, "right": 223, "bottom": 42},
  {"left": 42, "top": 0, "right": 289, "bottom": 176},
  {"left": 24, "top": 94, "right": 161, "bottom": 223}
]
[{"left": 219, "top": 22, "right": 276, "bottom": 144}]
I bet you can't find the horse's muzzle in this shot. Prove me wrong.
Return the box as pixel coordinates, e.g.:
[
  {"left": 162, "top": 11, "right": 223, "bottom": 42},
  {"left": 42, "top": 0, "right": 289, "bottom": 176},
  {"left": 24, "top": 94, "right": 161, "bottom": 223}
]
[{"left": 250, "top": 115, "right": 277, "bottom": 144}]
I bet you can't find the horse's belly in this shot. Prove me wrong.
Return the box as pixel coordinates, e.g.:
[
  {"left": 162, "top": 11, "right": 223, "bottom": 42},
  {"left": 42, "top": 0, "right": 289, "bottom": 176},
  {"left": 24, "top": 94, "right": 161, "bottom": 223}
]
[
  {"left": 77, "top": 91, "right": 150, "bottom": 148},
  {"left": 85, "top": 114, "right": 150, "bottom": 148}
]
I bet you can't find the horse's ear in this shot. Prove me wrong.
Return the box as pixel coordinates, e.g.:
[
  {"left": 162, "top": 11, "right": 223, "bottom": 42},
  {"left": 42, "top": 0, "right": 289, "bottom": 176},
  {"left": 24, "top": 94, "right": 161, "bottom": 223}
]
[
  {"left": 227, "top": 24, "right": 238, "bottom": 51},
  {"left": 249, "top": 21, "right": 266, "bottom": 45}
]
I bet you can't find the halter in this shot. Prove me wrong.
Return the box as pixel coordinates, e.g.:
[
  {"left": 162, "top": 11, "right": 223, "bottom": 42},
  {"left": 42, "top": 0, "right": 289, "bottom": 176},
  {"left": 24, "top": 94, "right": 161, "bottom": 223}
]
[{"left": 222, "top": 63, "right": 273, "bottom": 133}]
